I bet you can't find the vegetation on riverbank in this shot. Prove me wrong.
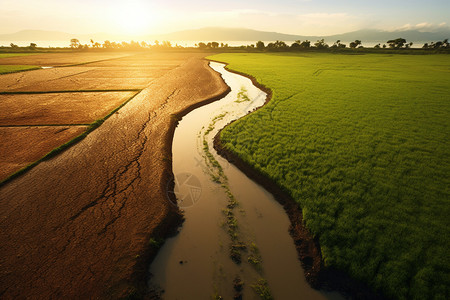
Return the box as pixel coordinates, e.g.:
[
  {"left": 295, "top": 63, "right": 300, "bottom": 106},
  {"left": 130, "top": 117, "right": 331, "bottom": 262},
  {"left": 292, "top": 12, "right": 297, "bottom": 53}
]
[{"left": 210, "top": 52, "right": 450, "bottom": 299}]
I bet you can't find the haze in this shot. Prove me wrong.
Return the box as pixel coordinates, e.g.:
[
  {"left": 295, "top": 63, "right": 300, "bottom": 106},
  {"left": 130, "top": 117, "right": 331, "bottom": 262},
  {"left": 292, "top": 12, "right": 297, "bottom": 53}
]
[{"left": 1, "top": 0, "right": 449, "bottom": 37}]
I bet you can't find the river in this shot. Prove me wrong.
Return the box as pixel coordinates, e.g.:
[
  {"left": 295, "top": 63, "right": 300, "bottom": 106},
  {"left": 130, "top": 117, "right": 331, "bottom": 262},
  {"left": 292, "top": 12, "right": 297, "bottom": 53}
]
[{"left": 148, "top": 62, "right": 343, "bottom": 299}]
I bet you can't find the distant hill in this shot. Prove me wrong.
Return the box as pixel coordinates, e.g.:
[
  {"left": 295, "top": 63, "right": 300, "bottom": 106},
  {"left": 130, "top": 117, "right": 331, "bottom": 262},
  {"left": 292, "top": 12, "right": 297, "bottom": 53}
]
[
  {"left": 328, "top": 29, "right": 450, "bottom": 43},
  {"left": 153, "top": 27, "right": 318, "bottom": 41},
  {"left": 157, "top": 27, "right": 450, "bottom": 43},
  {"left": 1, "top": 27, "right": 449, "bottom": 44}
]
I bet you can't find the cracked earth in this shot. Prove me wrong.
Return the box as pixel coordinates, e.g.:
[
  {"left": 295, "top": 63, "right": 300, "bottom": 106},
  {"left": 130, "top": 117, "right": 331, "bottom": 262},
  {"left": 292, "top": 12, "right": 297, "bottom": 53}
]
[{"left": 0, "top": 54, "right": 229, "bottom": 299}]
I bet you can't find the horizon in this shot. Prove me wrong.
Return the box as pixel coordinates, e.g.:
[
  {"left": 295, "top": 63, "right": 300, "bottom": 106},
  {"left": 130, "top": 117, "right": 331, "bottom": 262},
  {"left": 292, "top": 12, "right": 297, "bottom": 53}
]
[{"left": 1, "top": 0, "right": 449, "bottom": 39}]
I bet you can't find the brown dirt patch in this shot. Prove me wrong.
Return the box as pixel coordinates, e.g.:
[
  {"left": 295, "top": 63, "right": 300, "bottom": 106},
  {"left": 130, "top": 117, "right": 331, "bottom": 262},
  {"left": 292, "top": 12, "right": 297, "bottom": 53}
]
[
  {"left": 0, "top": 91, "right": 137, "bottom": 125},
  {"left": 0, "top": 126, "right": 88, "bottom": 181},
  {"left": 0, "top": 52, "right": 130, "bottom": 66},
  {"left": 0, "top": 67, "right": 97, "bottom": 92},
  {"left": 0, "top": 54, "right": 229, "bottom": 299},
  {"left": 80, "top": 68, "right": 169, "bottom": 79},
  {"left": 1, "top": 52, "right": 207, "bottom": 92},
  {"left": 12, "top": 77, "right": 152, "bottom": 92}
]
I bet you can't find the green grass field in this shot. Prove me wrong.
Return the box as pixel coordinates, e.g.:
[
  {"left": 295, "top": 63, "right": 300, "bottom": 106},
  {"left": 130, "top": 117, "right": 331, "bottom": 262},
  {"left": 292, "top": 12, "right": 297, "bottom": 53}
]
[
  {"left": 0, "top": 65, "right": 40, "bottom": 74},
  {"left": 210, "top": 53, "right": 450, "bottom": 299}
]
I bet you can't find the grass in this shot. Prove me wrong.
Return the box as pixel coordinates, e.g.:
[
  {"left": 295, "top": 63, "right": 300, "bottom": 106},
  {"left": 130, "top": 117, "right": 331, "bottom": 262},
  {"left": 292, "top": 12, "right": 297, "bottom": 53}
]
[
  {"left": 0, "top": 65, "right": 40, "bottom": 74},
  {"left": 247, "top": 242, "right": 263, "bottom": 272},
  {"left": 0, "top": 53, "right": 40, "bottom": 58},
  {"left": 210, "top": 52, "right": 450, "bottom": 300},
  {"left": 251, "top": 278, "right": 273, "bottom": 300}
]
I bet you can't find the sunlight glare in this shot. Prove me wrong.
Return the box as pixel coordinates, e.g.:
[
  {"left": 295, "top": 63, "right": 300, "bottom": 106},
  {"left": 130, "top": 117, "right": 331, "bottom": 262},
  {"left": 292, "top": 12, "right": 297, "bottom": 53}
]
[{"left": 111, "top": 0, "right": 159, "bottom": 36}]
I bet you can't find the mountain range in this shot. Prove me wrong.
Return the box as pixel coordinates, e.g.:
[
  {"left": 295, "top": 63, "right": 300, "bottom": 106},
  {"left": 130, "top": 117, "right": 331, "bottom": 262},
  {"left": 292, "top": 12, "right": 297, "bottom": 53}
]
[{"left": 1, "top": 27, "right": 449, "bottom": 44}]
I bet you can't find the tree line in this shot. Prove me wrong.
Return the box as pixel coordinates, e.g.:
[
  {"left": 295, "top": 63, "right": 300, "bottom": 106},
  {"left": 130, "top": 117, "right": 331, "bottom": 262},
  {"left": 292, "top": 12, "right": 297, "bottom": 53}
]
[
  {"left": 5, "top": 37, "right": 450, "bottom": 52},
  {"left": 238, "top": 38, "right": 450, "bottom": 51}
]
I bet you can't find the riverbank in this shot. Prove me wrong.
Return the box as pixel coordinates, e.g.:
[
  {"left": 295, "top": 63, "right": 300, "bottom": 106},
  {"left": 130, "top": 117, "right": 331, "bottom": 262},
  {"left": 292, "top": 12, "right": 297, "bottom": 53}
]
[
  {"left": 211, "top": 59, "right": 386, "bottom": 299},
  {"left": 0, "top": 54, "right": 230, "bottom": 299}
]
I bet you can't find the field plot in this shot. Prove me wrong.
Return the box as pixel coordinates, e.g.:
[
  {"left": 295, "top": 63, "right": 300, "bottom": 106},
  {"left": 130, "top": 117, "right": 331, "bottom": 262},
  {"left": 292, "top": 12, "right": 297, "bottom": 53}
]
[
  {"left": 0, "top": 91, "right": 137, "bottom": 125},
  {"left": 0, "top": 66, "right": 97, "bottom": 92},
  {"left": 0, "top": 52, "right": 200, "bottom": 182},
  {"left": 0, "top": 126, "right": 88, "bottom": 180},
  {"left": 0, "top": 52, "right": 128, "bottom": 66},
  {"left": 211, "top": 53, "right": 450, "bottom": 299}
]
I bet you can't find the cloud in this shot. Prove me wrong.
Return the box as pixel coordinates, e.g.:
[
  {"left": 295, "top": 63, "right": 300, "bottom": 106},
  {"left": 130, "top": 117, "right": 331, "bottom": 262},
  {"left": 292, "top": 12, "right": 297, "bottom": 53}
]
[{"left": 393, "top": 22, "right": 449, "bottom": 32}]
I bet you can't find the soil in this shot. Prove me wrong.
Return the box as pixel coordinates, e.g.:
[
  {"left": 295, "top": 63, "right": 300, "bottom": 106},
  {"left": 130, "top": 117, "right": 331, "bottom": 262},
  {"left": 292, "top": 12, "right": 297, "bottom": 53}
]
[
  {"left": 11, "top": 77, "right": 151, "bottom": 92},
  {"left": 0, "top": 54, "right": 230, "bottom": 299},
  {"left": 0, "top": 52, "right": 209, "bottom": 183},
  {"left": 0, "top": 91, "right": 137, "bottom": 125},
  {"left": 0, "top": 52, "right": 129, "bottom": 66},
  {"left": 0, "top": 53, "right": 202, "bottom": 92},
  {"left": 212, "top": 61, "right": 386, "bottom": 300},
  {"left": 0, "top": 67, "right": 98, "bottom": 92},
  {"left": 0, "top": 126, "right": 88, "bottom": 181}
]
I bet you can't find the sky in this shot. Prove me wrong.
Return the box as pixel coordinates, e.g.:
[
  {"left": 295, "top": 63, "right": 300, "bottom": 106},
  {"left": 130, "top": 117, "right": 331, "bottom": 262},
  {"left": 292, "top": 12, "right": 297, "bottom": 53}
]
[{"left": 1, "top": 0, "right": 449, "bottom": 36}]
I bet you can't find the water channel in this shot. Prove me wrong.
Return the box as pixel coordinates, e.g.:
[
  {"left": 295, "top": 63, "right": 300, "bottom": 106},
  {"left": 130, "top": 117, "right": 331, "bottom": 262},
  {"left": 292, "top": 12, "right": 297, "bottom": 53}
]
[{"left": 149, "top": 62, "right": 343, "bottom": 300}]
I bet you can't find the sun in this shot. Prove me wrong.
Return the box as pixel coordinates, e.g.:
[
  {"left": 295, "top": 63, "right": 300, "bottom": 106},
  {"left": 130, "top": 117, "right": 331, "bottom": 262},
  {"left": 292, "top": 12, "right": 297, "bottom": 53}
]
[{"left": 111, "top": 1, "right": 160, "bottom": 36}]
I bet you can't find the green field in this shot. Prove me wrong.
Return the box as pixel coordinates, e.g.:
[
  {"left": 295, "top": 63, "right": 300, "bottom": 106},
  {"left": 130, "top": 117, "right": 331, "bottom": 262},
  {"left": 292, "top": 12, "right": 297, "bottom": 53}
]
[
  {"left": 0, "top": 65, "right": 40, "bottom": 74},
  {"left": 210, "top": 53, "right": 450, "bottom": 299}
]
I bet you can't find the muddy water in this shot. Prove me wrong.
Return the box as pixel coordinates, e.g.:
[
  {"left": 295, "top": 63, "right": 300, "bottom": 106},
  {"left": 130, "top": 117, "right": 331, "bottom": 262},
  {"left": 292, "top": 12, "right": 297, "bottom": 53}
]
[{"left": 149, "top": 62, "right": 343, "bottom": 299}]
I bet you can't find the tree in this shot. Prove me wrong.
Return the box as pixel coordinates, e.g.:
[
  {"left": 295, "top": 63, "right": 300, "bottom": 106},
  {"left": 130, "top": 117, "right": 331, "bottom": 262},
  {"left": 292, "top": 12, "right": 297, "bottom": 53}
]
[
  {"left": 314, "top": 39, "right": 329, "bottom": 49},
  {"left": 434, "top": 41, "right": 443, "bottom": 49},
  {"left": 299, "top": 40, "right": 311, "bottom": 48},
  {"left": 291, "top": 41, "right": 301, "bottom": 49},
  {"left": 162, "top": 41, "right": 172, "bottom": 48},
  {"left": 349, "top": 40, "right": 362, "bottom": 48},
  {"left": 103, "top": 40, "right": 112, "bottom": 49},
  {"left": 256, "top": 41, "right": 265, "bottom": 50},
  {"left": 444, "top": 39, "right": 449, "bottom": 48},
  {"left": 198, "top": 42, "right": 207, "bottom": 49},
  {"left": 387, "top": 38, "right": 407, "bottom": 49},
  {"left": 331, "top": 40, "right": 346, "bottom": 49},
  {"left": 29, "top": 43, "right": 37, "bottom": 50},
  {"left": 267, "top": 40, "right": 288, "bottom": 51},
  {"left": 70, "top": 38, "right": 80, "bottom": 49},
  {"left": 211, "top": 42, "right": 219, "bottom": 48},
  {"left": 10, "top": 43, "right": 18, "bottom": 49}
]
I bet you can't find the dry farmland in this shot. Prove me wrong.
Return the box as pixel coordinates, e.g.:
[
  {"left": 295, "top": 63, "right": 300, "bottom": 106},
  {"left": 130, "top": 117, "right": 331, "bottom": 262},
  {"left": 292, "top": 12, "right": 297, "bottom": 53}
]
[
  {"left": 0, "top": 51, "right": 229, "bottom": 298},
  {"left": 0, "top": 52, "right": 204, "bottom": 182}
]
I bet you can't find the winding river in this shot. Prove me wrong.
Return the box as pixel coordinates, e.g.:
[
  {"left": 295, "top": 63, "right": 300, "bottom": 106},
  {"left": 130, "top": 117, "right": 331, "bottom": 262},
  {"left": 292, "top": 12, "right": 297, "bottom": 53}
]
[{"left": 149, "top": 62, "right": 343, "bottom": 299}]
